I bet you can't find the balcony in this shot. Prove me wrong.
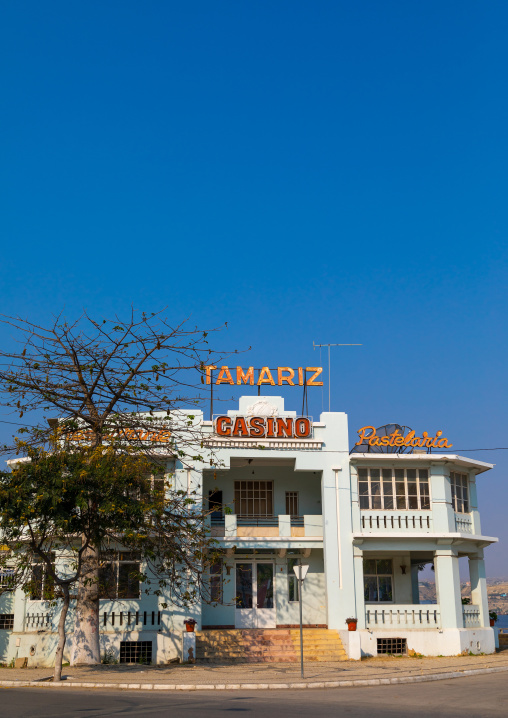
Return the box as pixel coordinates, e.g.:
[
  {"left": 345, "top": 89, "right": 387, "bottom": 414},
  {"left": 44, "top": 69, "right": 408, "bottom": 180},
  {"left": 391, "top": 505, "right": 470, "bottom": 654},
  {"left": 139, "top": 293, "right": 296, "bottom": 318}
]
[
  {"left": 209, "top": 514, "right": 323, "bottom": 539},
  {"left": 366, "top": 605, "right": 440, "bottom": 629},
  {"left": 360, "top": 510, "right": 433, "bottom": 533}
]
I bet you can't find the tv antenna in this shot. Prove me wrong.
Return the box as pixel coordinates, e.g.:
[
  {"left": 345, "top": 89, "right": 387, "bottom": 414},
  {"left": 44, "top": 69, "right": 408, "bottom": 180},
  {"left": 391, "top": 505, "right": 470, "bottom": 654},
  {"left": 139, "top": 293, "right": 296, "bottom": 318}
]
[{"left": 313, "top": 342, "right": 362, "bottom": 411}]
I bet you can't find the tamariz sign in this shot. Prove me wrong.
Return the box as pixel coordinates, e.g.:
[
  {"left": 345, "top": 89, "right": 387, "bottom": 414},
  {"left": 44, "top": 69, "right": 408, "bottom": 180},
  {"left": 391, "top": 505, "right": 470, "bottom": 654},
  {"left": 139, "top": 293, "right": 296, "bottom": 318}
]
[{"left": 214, "top": 415, "right": 313, "bottom": 439}]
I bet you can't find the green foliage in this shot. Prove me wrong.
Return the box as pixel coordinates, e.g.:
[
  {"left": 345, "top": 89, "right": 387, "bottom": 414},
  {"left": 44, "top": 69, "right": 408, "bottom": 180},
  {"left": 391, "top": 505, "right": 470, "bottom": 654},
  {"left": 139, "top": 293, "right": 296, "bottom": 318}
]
[{"left": 101, "top": 648, "right": 118, "bottom": 664}]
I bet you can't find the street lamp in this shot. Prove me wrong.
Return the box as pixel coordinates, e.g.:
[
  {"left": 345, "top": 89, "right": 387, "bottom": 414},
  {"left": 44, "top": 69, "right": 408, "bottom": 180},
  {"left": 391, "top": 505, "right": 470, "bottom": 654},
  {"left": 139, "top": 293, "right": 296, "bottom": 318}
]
[{"left": 293, "top": 560, "right": 309, "bottom": 678}]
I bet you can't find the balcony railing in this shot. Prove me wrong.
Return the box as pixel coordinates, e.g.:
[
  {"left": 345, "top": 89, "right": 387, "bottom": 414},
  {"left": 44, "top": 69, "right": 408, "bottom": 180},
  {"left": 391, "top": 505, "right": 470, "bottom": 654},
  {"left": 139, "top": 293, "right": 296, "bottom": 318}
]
[
  {"left": 102, "top": 610, "right": 162, "bottom": 630},
  {"left": 360, "top": 511, "right": 432, "bottom": 532},
  {"left": 462, "top": 604, "right": 481, "bottom": 627},
  {"left": 366, "top": 605, "right": 440, "bottom": 629},
  {"left": 455, "top": 513, "right": 473, "bottom": 534},
  {"left": 26, "top": 612, "right": 52, "bottom": 629},
  {"left": 209, "top": 514, "right": 323, "bottom": 538}
]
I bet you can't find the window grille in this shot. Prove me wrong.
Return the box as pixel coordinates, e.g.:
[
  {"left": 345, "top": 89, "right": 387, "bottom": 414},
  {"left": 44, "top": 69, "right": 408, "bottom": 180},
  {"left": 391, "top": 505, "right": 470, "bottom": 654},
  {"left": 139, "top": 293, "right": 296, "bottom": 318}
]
[
  {"left": 99, "top": 551, "right": 141, "bottom": 599},
  {"left": 0, "top": 614, "right": 14, "bottom": 629},
  {"left": 0, "top": 569, "right": 14, "bottom": 591},
  {"left": 285, "top": 492, "right": 299, "bottom": 516},
  {"left": 234, "top": 481, "right": 273, "bottom": 517},
  {"left": 30, "top": 554, "right": 55, "bottom": 600},
  {"left": 210, "top": 561, "right": 223, "bottom": 603},
  {"left": 119, "top": 641, "right": 152, "bottom": 664},
  {"left": 377, "top": 637, "right": 407, "bottom": 655},
  {"left": 358, "top": 468, "right": 430, "bottom": 510},
  {"left": 364, "top": 559, "right": 393, "bottom": 602},
  {"left": 450, "top": 472, "right": 469, "bottom": 514}
]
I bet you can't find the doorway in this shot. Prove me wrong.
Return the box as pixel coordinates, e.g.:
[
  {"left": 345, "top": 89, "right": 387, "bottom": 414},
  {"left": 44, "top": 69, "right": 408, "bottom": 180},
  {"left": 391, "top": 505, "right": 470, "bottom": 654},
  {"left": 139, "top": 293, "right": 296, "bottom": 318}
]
[{"left": 235, "top": 562, "right": 276, "bottom": 628}]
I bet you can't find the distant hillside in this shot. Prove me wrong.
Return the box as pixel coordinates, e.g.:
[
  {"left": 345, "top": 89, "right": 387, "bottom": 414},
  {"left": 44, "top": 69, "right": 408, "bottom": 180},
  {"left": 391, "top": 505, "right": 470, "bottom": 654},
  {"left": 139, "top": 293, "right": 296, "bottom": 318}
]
[{"left": 418, "top": 578, "right": 508, "bottom": 614}]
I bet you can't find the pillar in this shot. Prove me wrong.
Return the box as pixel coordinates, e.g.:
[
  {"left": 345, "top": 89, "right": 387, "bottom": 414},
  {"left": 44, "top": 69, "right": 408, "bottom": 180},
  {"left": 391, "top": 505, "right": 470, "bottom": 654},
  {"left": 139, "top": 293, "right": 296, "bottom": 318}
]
[
  {"left": 411, "top": 563, "right": 420, "bottom": 605},
  {"left": 434, "top": 548, "right": 463, "bottom": 629},
  {"left": 353, "top": 547, "right": 365, "bottom": 629},
  {"left": 469, "top": 551, "right": 489, "bottom": 627}
]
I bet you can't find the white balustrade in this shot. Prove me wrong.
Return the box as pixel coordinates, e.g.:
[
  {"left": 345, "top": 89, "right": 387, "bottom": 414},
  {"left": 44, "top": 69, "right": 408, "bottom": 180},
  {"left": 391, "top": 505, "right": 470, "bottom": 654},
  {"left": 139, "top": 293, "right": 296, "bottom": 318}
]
[
  {"left": 366, "top": 605, "right": 440, "bottom": 628},
  {"left": 462, "top": 604, "right": 481, "bottom": 627},
  {"left": 455, "top": 513, "right": 473, "bottom": 534},
  {"left": 360, "top": 511, "right": 432, "bottom": 532}
]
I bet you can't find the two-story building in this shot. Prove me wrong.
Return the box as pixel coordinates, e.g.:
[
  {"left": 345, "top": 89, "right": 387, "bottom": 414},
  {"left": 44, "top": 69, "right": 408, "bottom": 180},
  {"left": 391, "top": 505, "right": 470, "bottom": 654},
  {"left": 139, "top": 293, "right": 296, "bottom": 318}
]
[{"left": 0, "top": 395, "right": 498, "bottom": 665}]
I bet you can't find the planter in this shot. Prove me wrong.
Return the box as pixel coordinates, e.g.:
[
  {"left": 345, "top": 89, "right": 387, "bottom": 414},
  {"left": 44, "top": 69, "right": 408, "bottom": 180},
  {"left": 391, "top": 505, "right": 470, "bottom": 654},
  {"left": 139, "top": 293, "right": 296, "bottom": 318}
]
[
  {"left": 347, "top": 620, "right": 358, "bottom": 632},
  {"left": 184, "top": 621, "right": 197, "bottom": 633},
  {"left": 490, "top": 618, "right": 496, "bottom": 627}
]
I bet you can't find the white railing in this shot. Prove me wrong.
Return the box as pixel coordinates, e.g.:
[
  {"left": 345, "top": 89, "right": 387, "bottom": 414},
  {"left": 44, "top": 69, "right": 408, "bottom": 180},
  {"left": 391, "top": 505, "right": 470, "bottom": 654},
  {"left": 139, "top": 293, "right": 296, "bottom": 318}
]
[
  {"left": 462, "top": 604, "right": 481, "bottom": 627},
  {"left": 360, "top": 511, "right": 432, "bottom": 532},
  {"left": 26, "top": 612, "right": 52, "bottom": 629},
  {"left": 102, "top": 609, "right": 161, "bottom": 630},
  {"left": 366, "top": 605, "right": 440, "bottom": 628},
  {"left": 455, "top": 513, "right": 473, "bottom": 534},
  {"left": 214, "top": 514, "right": 323, "bottom": 538}
]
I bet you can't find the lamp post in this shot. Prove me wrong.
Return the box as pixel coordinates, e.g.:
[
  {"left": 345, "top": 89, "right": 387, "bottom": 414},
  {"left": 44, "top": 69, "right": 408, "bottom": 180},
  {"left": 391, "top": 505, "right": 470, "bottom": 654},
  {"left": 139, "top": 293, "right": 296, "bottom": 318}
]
[{"left": 293, "top": 560, "right": 309, "bottom": 678}]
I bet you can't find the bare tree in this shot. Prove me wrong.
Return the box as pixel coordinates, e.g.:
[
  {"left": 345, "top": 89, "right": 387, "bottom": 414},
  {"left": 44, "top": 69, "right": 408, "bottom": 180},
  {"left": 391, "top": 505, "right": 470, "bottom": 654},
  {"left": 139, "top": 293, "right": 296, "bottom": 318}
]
[{"left": 0, "top": 309, "right": 239, "bottom": 665}]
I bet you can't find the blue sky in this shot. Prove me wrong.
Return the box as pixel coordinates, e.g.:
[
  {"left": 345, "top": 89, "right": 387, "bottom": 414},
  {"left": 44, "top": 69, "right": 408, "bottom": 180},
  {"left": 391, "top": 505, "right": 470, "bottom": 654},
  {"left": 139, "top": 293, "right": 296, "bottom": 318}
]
[{"left": 1, "top": 2, "right": 507, "bottom": 575}]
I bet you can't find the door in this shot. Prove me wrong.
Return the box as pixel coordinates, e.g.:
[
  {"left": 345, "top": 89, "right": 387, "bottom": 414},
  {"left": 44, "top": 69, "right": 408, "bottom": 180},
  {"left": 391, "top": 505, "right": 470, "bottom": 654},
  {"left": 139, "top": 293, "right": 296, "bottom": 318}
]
[{"left": 235, "top": 562, "right": 276, "bottom": 628}]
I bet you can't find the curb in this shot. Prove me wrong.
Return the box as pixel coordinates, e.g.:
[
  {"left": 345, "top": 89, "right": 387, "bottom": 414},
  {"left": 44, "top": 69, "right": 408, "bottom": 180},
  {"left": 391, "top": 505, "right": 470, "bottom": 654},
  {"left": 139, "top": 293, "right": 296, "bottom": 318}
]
[{"left": 1, "top": 665, "right": 508, "bottom": 691}]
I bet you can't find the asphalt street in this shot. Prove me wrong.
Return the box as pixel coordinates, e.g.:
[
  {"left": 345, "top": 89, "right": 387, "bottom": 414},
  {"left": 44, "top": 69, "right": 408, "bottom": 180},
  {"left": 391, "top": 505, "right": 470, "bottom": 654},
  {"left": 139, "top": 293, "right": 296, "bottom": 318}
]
[{"left": 0, "top": 673, "right": 506, "bottom": 718}]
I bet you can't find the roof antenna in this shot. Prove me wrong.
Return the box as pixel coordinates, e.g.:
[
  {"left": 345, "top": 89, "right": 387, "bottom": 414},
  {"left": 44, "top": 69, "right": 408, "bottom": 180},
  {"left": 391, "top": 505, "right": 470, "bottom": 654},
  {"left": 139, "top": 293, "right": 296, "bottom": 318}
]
[{"left": 313, "top": 343, "right": 362, "bottom": 412}]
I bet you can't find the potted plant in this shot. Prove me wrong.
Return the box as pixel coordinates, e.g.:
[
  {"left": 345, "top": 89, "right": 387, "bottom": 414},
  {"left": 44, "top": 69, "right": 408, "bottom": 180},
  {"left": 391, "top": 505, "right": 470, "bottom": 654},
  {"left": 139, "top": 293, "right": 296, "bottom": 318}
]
[
  {"left": 345, "top": 617, "right": 358, "bottom": 632},
  {"left": 489, "top": 611, "right": 498, "bottom": 628},
  {"left": 184, "top": 619, "right": 197, "bottom": 633}
]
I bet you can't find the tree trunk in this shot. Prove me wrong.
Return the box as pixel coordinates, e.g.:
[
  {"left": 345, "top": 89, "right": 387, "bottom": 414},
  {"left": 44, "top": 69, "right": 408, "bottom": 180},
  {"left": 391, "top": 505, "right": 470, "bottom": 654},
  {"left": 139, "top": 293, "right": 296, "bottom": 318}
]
[
  {"left": 71, "top": 543, "right": 101, "bottom": 665},
  {"left": 53, "top": 585, "right": 70, "bottom": 682}
]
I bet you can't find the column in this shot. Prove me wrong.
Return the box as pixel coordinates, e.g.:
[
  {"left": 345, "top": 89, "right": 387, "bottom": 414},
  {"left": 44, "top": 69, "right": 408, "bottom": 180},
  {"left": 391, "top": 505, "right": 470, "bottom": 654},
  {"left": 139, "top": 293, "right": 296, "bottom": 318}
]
[
  {"left": 469, "top": 551, "right": 489, "bottom": 627},
  {"left": 468, "top": 473, "right": 482, "bottom": 536},
  {"left": 434, "top": 548, "right": 463, "bottom": 629},
  {"left": 430, "top": 466, "right": 455, "bottom": 533},
  {"left": 411, "top": 563, "right": 420, "bottom": 605},
  {"left": 353, "top": 547, "right": 365, "bottom": 629}
]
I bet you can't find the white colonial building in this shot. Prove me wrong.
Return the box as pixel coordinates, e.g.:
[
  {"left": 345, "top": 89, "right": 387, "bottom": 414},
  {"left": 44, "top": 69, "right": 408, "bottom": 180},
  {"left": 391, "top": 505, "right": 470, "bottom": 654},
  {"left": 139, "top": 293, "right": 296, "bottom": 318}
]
[{"left": 0, "top": 396, "right": 498, "bottom": 665}]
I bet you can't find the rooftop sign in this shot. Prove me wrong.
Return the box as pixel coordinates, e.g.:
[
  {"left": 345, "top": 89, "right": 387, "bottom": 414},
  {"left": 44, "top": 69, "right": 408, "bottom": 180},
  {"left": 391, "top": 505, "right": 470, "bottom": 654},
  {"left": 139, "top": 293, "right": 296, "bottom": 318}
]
[
  {"left": 204, "top": 366, "right": 323, "bottom": 386},
  {"left": 214, "top": 415, "right": 312, "bottom": 439},
  {"left": 355, "top": 426, "right": 452, "bottom": 450}
]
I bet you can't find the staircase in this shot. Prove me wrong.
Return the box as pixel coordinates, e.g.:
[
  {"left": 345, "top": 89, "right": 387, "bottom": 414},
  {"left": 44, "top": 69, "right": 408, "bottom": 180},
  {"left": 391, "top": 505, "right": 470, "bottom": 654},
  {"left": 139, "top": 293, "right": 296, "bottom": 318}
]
[{"left": 195, "top": 628, "right": 348, "bottom": 663}]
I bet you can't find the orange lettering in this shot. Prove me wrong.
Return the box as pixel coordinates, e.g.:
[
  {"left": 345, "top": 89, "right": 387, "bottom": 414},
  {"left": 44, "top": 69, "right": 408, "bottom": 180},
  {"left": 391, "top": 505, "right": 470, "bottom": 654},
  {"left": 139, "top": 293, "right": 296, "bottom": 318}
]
[
  {"left": 257, "top": 367, "right": 275, "bottom": 386},
  {"left": 277, "top": 367, "right": 295, "bottom": 386},
  {"left": 306, "top": 367, "right": 323, "bottom": 386},
  {"left": 216, "top": 416, "right": 231, "bottom": 436},
  {"left": 216, "top": 366, "right": 234, "bottom": 385},
  {"left": 236, "top": 366, "right": 254, "bottom": 385},
  {"left": 276, "top": 417, "right": 294, "bottom": 437},
  {"left": 204, "top": 365, "right": 217, "bottom": 384},
  {"left": 355, "top": 426, "right": 376, "bottom": 445}
]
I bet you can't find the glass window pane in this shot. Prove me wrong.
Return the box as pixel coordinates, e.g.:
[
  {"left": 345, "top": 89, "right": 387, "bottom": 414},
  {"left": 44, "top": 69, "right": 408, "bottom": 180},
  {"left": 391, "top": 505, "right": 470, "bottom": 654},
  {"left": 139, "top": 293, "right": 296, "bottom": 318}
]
[
  {"left": 257, "top": 564, "right": 274, "bottom": 609},
  {"left": 288, "top": 559, "right": 299, "bottom": 601},
  {"left": 419, "top": 469, "right": 429, "bottom": 480},
  {"left": 363, "top": 559, "right": 376, "bottom": 575},
  {"left": 99, "top": 563, "right": 117, "bottom": 599},
  {"left": 364, "top": 576, "right": 378, "bottom": 602},
  {"left": 359, "top": 481, "right": 369, "bottom": 496},
  {"left": 407, "top": 482, "right": 417, "bottom": 496},
  {"left": 360, "top": 495, "right": 370, "bottom": 509},
  {"left": 394, "top": 469, "right": 404, "bottom": 480},
  {"left": 118, "top": 562, "right": 140, "bottom": 599},
  {"left": 408, "top": 495, "right": 418, "bottom": 509},
  {"left": 378, "top": 576, "right": 393, "bottom": 601},
  {"left": 396, "top": 494, "right": 407, "bottom": 509},
  {"left": 370, "top": 469, "right": 380, "bottom": 480},
  {"left": 384, "top": 495, "right": 394, "bottom": 509},
  {"left": 376, "top": 559, "right": 392, "bottom": 575},
  {"left": 407, "top": 469, "right": 416, "bottom": 481},
  {"left": 382, "top": 469, "right": 392, "bottom": 480},
  {"left": 358, "top": 468, "right": 368, "bottom": 479},
  {"left": 236, "top": 564, "right": 253, "bottom": 609},
  {"left": 383, "top": 481, "right": 393, "bottom": 497}
]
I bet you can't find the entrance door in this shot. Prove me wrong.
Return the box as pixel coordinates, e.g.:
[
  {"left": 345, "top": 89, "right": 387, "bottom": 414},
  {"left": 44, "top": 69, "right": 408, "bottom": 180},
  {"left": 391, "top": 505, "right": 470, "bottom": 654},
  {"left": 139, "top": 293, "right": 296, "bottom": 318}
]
[{"left": 235, "top": 562, "right": 276, "bottom": 628}]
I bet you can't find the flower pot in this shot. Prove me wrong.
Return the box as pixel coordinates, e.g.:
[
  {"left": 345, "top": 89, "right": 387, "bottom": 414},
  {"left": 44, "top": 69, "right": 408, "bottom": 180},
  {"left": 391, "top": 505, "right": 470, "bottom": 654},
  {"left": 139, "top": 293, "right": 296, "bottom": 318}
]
[
  {"left": 184, "top": 622, "right": 196, "bottom": 633},
  {"left": 347, "top": 621, "right": 357, "bottom": 632},
  {"left": 490, "top": 618, "right": 495, "bottom": 627}
]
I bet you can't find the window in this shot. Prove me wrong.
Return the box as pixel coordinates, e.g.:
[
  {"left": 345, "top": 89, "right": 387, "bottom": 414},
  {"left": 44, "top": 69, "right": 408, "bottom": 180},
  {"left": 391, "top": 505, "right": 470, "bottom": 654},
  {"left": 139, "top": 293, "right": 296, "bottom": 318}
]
[
  {"left": 358, "top": 468, "right": 430, "bottom": 510},
  {"left": 450, "top": 472, "right": 469, "bottom": 514},
  {"left": 0, "top": 569, "right": 14, "bottom": 592},
  {"left": 0, "top": 614, "right": 14, "bottom": 629},
  {"left": 364, "top": 559, "right": 393, "bottom": 602},
  {"left": 209, "top": 561, "right": 222, "bottom": 603},
  {"left": 377, "top": 637, "right": 406, "bottom": 655},
  {"left": 285, "top": 492, "right": 299, "bottom": 516},
  {"left": 31, "top": 555, "right": 55, "bottom": 601},
  {"left": 99, "top": 551, "right": 141, "bottom": 599},
  {"left": 234, "top": 481, "right": 273, "bottom": 516},
  {"left": 120, "top": 641, "right": 152, "bottom": 664},
  {"left": 288, "top": 558, "right": 300, "bottom": 602}
]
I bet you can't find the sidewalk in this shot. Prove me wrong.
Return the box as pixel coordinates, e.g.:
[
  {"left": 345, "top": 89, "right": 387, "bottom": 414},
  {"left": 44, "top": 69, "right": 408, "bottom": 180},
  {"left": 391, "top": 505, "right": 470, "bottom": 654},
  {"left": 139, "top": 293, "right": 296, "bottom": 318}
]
[{"left": 1, "top": 653, "right": 508, "bottom": 691}]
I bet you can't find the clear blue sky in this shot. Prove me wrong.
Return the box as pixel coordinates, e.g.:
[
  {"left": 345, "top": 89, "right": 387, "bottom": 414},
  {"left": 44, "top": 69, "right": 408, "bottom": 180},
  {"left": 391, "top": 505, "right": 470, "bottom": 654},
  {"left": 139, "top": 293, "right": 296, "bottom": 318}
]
[{"left": 1, "top": 2, "right": 507, "bottom": 576}]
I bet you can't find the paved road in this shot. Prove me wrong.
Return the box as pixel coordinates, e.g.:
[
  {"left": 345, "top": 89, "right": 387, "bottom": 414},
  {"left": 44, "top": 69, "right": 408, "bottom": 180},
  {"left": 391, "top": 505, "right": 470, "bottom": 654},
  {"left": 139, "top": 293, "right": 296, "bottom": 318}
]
[{"left": 0, "top": 673, "right": 505, "bottom": 718}]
